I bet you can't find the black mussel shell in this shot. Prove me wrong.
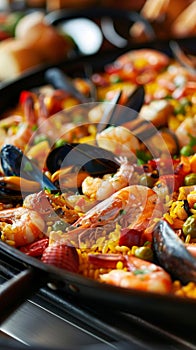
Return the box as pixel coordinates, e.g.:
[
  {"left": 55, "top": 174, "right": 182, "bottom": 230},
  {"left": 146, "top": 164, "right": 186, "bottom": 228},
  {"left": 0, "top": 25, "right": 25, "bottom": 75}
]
[
  {"left": 153, "top": 220, "right": 196, "bottom": 284},
  {"left": 45, "top": 68, "right": 89, "bottom": 103},
  {"left": 0, "top": 188, "right": 23, "bottom": 204},
  {"left": 97, "top": 90, "right": 122, "bottom": 133},
  {"left": 97, "top": 86, "right": 144, "bottom": 133},
  {"left": 46, "top": 143, "right": 119, "bottom": 175},
  {"left": 125, "top": 86, "right": 145, "bottom": 114},
  {"left": 0, "top": 144, "right": 57, "bottom": 191},
  {"left": 108, "top": 86, "right": 145, "bottom": 126}
]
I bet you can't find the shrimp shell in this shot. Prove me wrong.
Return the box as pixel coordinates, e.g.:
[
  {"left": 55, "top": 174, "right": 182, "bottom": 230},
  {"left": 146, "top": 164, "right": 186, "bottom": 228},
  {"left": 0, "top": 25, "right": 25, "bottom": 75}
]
[
  {"left": 100, "top": 255, "right": 172, "bottom": 294},
  {"left": 0, "top": 207, "right": 45, "bottom": 247},
  {"left": 74, "top": 185, "right": 163, "bottom": 232},
  {"left": 96, "top": 125, "right": 140, "bottom": 158},
  {"left": 81, "top": 157, "right": 134, "bottom": 201}
]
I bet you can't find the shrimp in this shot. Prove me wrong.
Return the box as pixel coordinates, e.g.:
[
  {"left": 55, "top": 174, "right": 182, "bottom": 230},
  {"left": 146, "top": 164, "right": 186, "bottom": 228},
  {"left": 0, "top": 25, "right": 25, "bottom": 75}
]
[
  {"left": 0, "top": 207, "right": 45, "bottom": 247},
  {"left": 82, "top": 157, "right": 134, "bottom": 201},
  {"left": 96, "top": 125, "right": 140, "bottom": 158},
  {"left": 0, "top": 115, "right": 23, "bottom": 149},
  {"left": 0, "top": 97, "right": 36, "bottom": 151},
  {"left": 74, "top": 185, "right": 163, "bottom": 232},
  {"left": 175, "top": 115, "right": 196, "bottom": 147},
  {"left": 114, "top": 49, "right": 169, "bottom": 72},
  {"left": 49, "top": 185, "right": 163, "bottom": 248},
  {"left": 100, "top": 255, "right": 172, "bottom": 294},
  {"left": 24, "top": 190, "right": 79, "bottom": 224},
  {"left": 4, "top": 123, "right": 34, "bottom": 150},
  {"left": 139, "top": 99, "right": 173, "bottom": 127},
  {"left": 156, "top": 64, "right": 196, "bottom": 96}
]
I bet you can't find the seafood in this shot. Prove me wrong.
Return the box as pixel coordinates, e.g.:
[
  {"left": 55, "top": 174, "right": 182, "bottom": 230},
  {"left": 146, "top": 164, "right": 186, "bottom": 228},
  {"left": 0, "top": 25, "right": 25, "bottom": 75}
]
[
  {"left": 0, "top": 176, "right": 41, "bottom": 192},
  {"left": 46, "top": 143, "right": 119, "bottom": 176},
  {"left": 0, "top": 144, "right": 57, "bottom": 190},
  {"left": 175, "top": 115, "right": 196, "bottom": 148},
  {"left": 139, "top": 99, "right": 174, "bottom": 128},
  {"left": 51, "top": 168, "right": 89, "bottom": 190},
  {"left": 153, "top": 220, "right": 196, "bottom": 284},
  {"left": 96, "top": 125, "right": 140, "bottom": 158},
  {"left": 73, "top": 185, "right": 163, "bottom": 231},
  {"left": 0, "top": 207, "right": 45, "bottom": 247},
  {"left": 23, "top": 190, "right": 79, "bottom": 224},
  {"left": 81, "top": 157, "right": 134, "bottom": 200},
  {"left": 0, "top": 98, "right": 35, "bottom": 151},
  {"left": 96, "top": 86, "right": 145, "bottom": 132},
  {"left": 112, "top": 49, "right": 169, "bottom": 73},
  {"left": 47, "top": 185, "right": 163, "bottom": 250},
  {"left": 0, "top": 47, "right": 196, "bottom": 300},
  {"left": 41, "top": 243, "right": 79, "bottom": 272},
  {"left": 100, "top": 255, "right": 172, "bottom": 294},
  {"left": 45, "top": 68, "right": 90, "bottom": 103},
  {"left": 0, "top": 176, "right": 41, "bottom": 204}
]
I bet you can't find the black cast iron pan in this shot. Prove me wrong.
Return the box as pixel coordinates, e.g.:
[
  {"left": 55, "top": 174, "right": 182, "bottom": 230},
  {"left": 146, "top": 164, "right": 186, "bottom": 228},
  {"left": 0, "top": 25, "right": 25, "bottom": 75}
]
[
  {"left": 0, "top": 35, "right": 195, "bottom": 114},
  {"left": 1, "top": 237, "right": 196, "bottom": 333},
  {"left": 1, "top": 38, "right": 196, "bottom": 331}
]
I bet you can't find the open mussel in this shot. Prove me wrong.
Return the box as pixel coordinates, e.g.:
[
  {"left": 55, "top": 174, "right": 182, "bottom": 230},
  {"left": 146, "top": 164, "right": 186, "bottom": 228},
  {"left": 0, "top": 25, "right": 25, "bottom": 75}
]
[
  {"left": 0, "top": 188, "right": 23, "bottom": 205},
  {"left": 97, "top": 86, "right": 145, "bottom": 133},
  {"left": 0, "top": 144, "right": 57, "bottom": 191},
  {"left": 153, "top": 220, "right": 196, "bottom": 284},
  {"left": 45, "top": 68, "right": 90, "bottom": 103},
  {"left": 46, "top": 143, "right": 119, "bottom": 176}
]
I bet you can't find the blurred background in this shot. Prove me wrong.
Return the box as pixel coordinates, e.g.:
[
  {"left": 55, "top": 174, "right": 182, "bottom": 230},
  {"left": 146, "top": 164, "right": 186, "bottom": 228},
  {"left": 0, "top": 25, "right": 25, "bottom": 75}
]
[
  {"left": 2, "top": 0, "right": 196, "bottom": 40},
  {"left": 0, "top": 0, "right": 195, "bottom": 80}
]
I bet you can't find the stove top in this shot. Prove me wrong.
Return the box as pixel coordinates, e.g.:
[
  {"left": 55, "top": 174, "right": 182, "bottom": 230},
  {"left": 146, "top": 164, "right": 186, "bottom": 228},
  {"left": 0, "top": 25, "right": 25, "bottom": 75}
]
[{"left": 1, "top": 254, "right": 196, "bottom": 350}]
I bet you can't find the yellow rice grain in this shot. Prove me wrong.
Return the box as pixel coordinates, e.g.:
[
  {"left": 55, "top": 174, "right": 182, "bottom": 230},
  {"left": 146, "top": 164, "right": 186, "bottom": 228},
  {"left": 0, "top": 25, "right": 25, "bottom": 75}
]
[
  {"left": 185, "top": 234, "right": 191, "bottom": 243},
  {"left": 131, "top": 246, "right": 139, "bottom": 255},
  {"left": 114, "top": 245, "right": 130, "bottom": 253},
  {"left": 5, "top": 239, "right": 15, "bottom": 246},
  {"left": 172, "top": 280, "right": 196, "bottom": 299},
  {"left": 116, "top": 261, "right": 124, "bottom": 270},
  {"left": 102, "top": 244, "right": 109, "bottom": 254},
  {"left": 163, "top": 213, "right": 174, "bottom": 225}
]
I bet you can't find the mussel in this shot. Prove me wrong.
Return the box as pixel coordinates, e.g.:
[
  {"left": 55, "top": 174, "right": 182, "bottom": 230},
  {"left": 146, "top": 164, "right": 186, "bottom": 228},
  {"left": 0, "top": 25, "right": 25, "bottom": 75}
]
[
  {"left": 0, "top": 144, "right": 57, "bottom": 191},
  {"left": 97, "top": 86, "right": 145, "bottom": 133},
  {"left": 46, "top": 142, "right": 119, "bottom": 175},
  {"left": 153, "top": 220, "right": 196, "bottom": 284},
  {"left": 0, "top": 188, "right": 23, "bottom": 205},
  {"left": 45, "top": 68, "right": 90, "bottom": 103}
]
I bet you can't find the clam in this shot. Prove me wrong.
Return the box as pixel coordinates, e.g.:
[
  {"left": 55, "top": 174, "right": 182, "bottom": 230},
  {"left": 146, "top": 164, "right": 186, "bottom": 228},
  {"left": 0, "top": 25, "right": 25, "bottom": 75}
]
[
  {"left": 153, "top": 220, "right": 196, "bottom": 284},
  {"left": 41, "top": 243, "right": 79, "bottom": 272}
]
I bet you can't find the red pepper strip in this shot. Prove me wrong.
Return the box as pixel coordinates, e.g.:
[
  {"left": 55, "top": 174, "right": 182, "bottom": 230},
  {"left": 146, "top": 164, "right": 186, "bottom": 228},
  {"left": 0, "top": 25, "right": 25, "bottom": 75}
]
[
  {"left": 88, "top": 253, "right": 126, "bottom": 269},
  {"left": 158, "top": 174, "right": 184, "bottom": 192},
  {"left": 19, "top": 90, "right": 35, "bottom": 105},
  {"left": 20, "top": 238, "right": 49, "bottom": 257},
  {"left": 119, "top": 228, "right": 152, "bottom": 248},
  {"left": 119, "top": 228, "right": 142, "bottom": 248}
]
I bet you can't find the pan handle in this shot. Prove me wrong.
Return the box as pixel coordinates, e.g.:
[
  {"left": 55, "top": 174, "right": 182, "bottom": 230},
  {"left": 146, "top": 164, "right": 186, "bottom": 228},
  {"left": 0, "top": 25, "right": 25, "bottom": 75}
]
[{"left": 0, "top": 267, "right": 47, "bottom": 325}]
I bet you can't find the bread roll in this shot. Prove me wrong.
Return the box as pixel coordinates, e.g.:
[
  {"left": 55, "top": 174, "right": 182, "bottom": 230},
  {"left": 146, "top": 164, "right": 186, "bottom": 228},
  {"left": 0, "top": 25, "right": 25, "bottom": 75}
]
[
  {"left": 0, "top": 11, "right": 73, "bottom": 80},
  {"left": 0, "top": 38, "right": 44, "bottom": 80},
  {"left": 171, "top": 1, "right": 196, "bottom": 37},
  {"left": 15, "top": 11, "right": 71, "bottom": 63}
]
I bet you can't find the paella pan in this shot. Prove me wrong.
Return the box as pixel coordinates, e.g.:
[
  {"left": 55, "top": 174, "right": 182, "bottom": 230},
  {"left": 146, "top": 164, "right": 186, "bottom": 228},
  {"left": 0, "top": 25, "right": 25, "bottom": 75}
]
[{"left": 0, "top": 39, "right": 196, "bottom": 328}]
